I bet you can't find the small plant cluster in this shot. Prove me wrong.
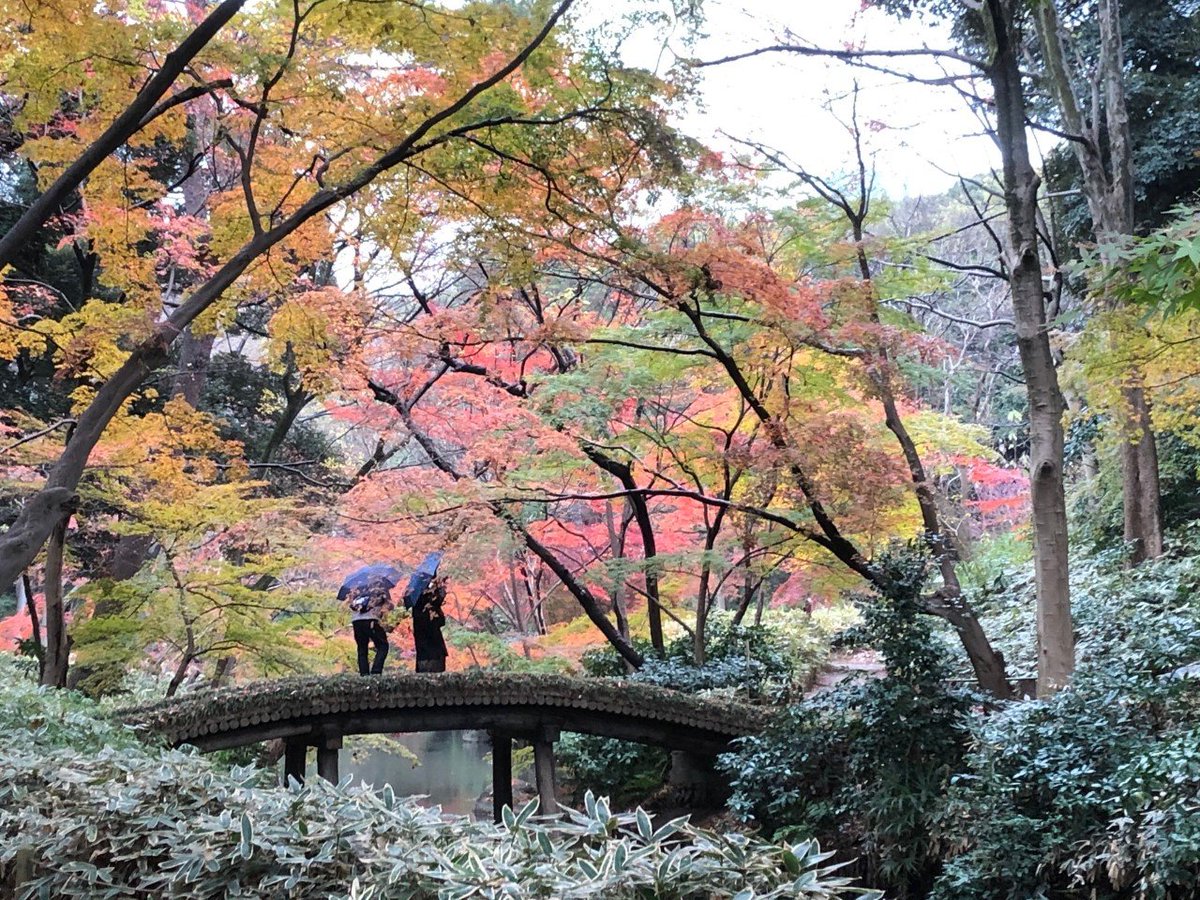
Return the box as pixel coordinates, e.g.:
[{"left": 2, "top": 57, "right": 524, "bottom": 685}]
[
  {"left": 0, "top": 654, "right": 879, "bottom": 899},
  {"left": 580, "top": 613, "right": 824, "bottom": 701}
]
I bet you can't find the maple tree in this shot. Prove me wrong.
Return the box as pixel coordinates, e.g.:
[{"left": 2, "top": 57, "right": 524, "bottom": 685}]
[
  {"left": 0, "top": 0, "right": 632, "bottom": 590},
  {"left": 0, "top": 0, "right": 721, "bottom": 685},
  {"left": 694, "top": 0, "right": 1073, "bottom": 694},
  {"left": 308, "top": 126, "right": 1027, "bottom": 691}
]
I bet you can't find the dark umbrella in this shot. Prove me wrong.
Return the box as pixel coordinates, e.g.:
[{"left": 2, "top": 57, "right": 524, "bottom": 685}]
[
  {"left": 402, "top": 552, "right": 443, "bottom": 608},
  {"left": 337, "top": 563, "right": 407, "bottom": 603}
]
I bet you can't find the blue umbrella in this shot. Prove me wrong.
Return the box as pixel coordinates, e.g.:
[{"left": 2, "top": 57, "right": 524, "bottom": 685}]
[
  {"left": 402, "top": 552, "right": 443, "bottom": 608},
  {"left": 337, "top": 563, "right": 407, "bottom": 603}
]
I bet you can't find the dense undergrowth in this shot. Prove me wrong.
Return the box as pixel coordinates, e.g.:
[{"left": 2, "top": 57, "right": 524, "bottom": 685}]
[
  {"left": 0, "top": 655, "right": 878, "bottom": 900},
  {"left": 5, "top": 540, "right": 1200, "bottom": 899},
  {"left": 721, "top": 538, "right": 1200, "bottom": 900}
]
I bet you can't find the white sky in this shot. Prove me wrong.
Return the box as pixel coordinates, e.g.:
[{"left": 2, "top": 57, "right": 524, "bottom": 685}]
[{"left": 602, "top": 0, "right": 1005, "bottom": 199}]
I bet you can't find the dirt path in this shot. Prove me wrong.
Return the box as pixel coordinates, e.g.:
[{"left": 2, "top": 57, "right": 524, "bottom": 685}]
[{"left": 806, "top": 649, "right": 886, "bottom": 696}]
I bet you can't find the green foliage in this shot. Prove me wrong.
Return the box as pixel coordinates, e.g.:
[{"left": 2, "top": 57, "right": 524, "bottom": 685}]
[
  {"left": 1045, "top": 0, "right": 1200, "bottom": 253},
  {"left": 722, "top": 548, "right": 975, "bottom": 898},
  {"left": 557, "top": 732, "right": 670, "bottom": 806},
  {"left": 582, "top": 612, "right": 832, "bottom": 700},
  {"left": 567, "top": 610, "right": 846, "bottom": 806},
  {"left": 448, "top": 628, "right": 573, "bottom": 674},
  {"left": 1083, "top": 207, "right": 1200, "bottom": 315},
  {"left": 0, "top": 655, "right": 878, "bottom": 900},
  {"left": 200, "top": 352, "right": 339, "bottom": 481},
  {"left": 955, "top": 531, "right": 1033, "bottom": 614},
  {"left": 0, "top": 587, "right": 15, "bottom": 619},
  {"left": 0, "top": 656, "right": 141, "bottom": 756},
  {"left": 636, "top": 618, "right": 793, "bottom": 701},
  {"left": 1069, "top": 431, "right": 1200, "bottom": 556},
  {"left": 565, "top": 615, "right": 806, "bottom": 805},
  {"left": 931, "top": 538, "right": 1200, "bottom": 899}
]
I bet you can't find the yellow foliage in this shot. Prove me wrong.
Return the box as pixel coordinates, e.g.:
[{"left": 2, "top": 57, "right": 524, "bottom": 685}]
[{"left": 1067, "top": 305, "right": 1200, "bottom": 447}]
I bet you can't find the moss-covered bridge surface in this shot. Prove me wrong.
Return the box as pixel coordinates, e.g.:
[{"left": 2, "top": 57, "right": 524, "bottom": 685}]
[{"left": 123, "top": 672, "right": 769, "bottom": 754}]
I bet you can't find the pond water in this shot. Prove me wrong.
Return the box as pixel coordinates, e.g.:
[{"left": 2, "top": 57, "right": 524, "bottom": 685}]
[{"left": 341, "top": 730, "right": 493, "bottom": 818}]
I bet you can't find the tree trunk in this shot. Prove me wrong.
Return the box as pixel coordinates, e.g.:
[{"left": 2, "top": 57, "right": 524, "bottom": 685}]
[
  {"left": 259, "top": 381, "right": 312, "bottom": 463},
  {"left": 507, "top": 558, "right": 528, "bottom": 633},
  {"left": 211, "top": 654, "right": 236, "bottom": 688},
  {"left": 603, "top": 500, "right": 632, "bottom": 642},
  {"left": 693, "top": 514, "right": 725, "bottom": 666},
  {"left": 165, "top": 620, "right": 197, "bottom": 698},
  {"left": 581, "top": 446, "right": 665, "bottom": 654},
  {"left": 731, "top": 552, "right": 755, "bottom": 627},
  {"left": 40, "top": 518, "right": 71, "bottom": 688},
  {"left": 986, "top": 0, "right": 1074, "bottom": 694},
  {"left": 1033, "top": 0, "right": 1163, "bottom": 564},
  {"left": 1097, "top": 0, "right": 1163, "bottom": 562},
  {"left": 517, "top": 523, "right": 643, "bottom": 668},
  {"left": 20, "top": 573, "right": 43, "bottom": 674},
  {"left": 1120, "top": 380, "right": 1164, "bottom": 562},
  {"left": 171, "top": 327, "right": 217, "bottom": 407}
]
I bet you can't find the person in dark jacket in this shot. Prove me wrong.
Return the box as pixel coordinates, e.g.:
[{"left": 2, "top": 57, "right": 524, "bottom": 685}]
[{"left": 412, "top": 576, "right": 448, "bottom": 673}]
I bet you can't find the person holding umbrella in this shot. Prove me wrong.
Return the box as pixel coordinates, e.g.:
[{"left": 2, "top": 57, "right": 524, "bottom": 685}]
[
  {"left": 403, "top": 553, "right": 448, "bottom": 673},
  {"left": 338, "top": 564, "right": 404, "bottom": 676}
]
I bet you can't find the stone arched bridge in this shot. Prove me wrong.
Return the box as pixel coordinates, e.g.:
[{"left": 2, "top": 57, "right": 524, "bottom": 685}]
[{"left": 122, "top": 672, "right": 772, "bottom": 819}]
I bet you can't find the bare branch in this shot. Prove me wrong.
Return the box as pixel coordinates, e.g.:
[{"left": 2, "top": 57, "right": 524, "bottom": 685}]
[
  {"left": 693, "top": 43, "right": 985, "bottom": 71},
  {"left": 0, "top": 420, "right": 78, "bottom": 455}
]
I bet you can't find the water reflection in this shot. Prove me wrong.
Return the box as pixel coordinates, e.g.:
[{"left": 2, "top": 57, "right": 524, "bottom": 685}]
[{"left": 342, "top": 730, "right": 493, "bottom": 818}]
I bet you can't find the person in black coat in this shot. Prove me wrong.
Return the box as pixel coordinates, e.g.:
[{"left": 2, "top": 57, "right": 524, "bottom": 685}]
[{"left": 412, "top": 576, "right": 448, "bottom": 673}]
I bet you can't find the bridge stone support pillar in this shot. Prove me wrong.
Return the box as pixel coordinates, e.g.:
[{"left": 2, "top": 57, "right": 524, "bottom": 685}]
[
  {"left": 316, "top": 733, "right": 342, "bottom": 783},
  {"left": 532, "top": 726, "right": 559, "bottom": 816},
  {"left": 668, "top": 751, "right": 726, "bottom": 807},
  {"left": 283, "top": 737, "right": 307, "bottom": 786},
  {"left": 490, "top": 730, "right": 514, "bottom": 824}
]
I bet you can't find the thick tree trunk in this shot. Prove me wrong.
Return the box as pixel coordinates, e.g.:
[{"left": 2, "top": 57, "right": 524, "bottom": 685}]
[
  {"left": 1033, "top": 0, "right": 1163, "bottom": 564},
  {"left": 40, "top": 518, "right": 71, "bottom": 688},
  {"left": 987, "top": 0, "right": 1074, "bottom": 695}
]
